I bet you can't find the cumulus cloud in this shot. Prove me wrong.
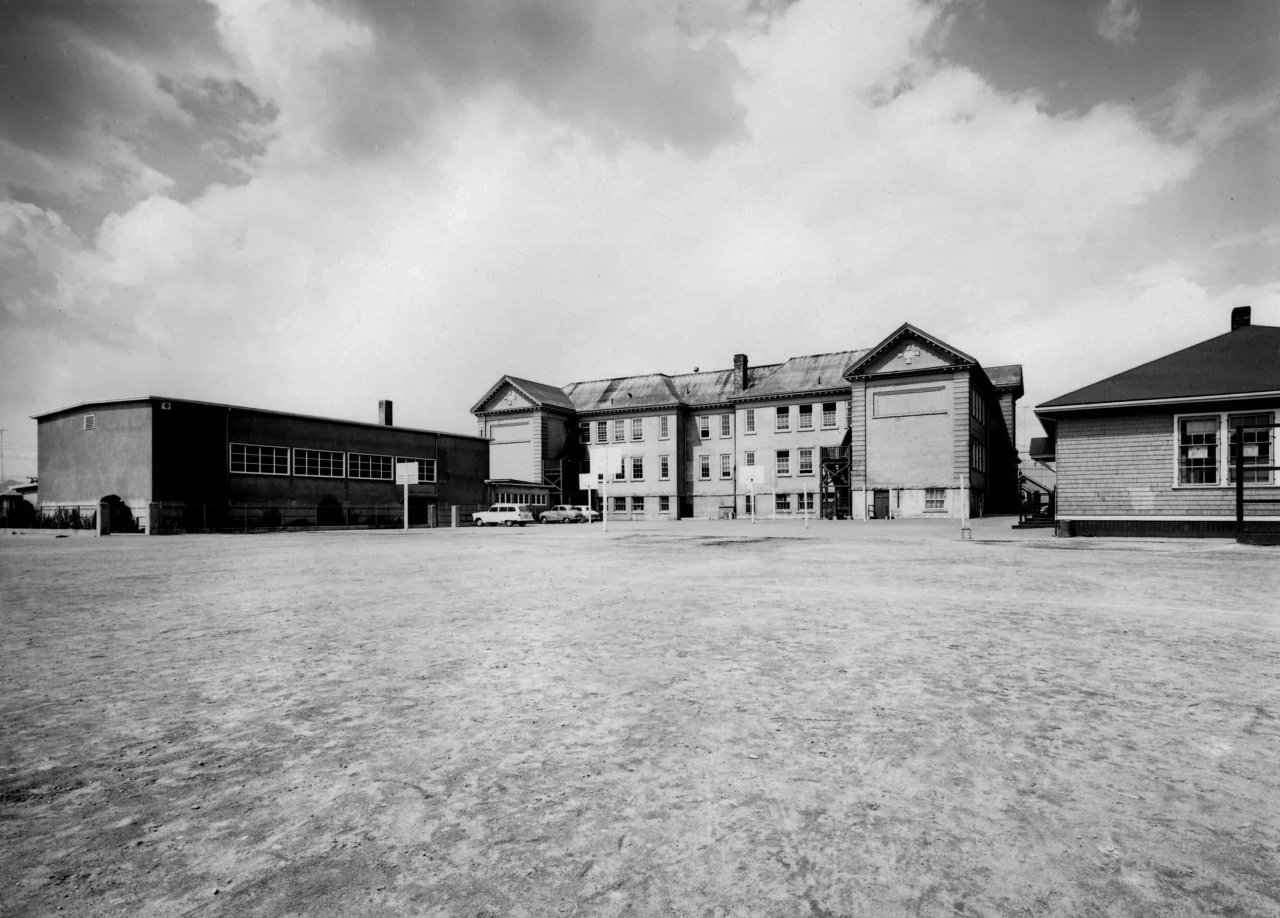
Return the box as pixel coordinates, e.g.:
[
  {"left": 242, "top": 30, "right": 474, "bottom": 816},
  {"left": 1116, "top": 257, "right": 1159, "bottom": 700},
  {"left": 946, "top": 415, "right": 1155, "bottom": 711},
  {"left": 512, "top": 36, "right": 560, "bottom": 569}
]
[{"left": 1096, "top": 0, "right": 1140, "bottom": 47}]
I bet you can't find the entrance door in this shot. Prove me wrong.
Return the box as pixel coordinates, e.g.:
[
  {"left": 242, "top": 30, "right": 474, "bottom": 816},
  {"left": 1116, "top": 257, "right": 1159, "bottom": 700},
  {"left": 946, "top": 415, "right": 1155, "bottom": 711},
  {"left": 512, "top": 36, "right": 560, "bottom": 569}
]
[{"left": 873, "top": 489, "right": 890, "bottom": 519}]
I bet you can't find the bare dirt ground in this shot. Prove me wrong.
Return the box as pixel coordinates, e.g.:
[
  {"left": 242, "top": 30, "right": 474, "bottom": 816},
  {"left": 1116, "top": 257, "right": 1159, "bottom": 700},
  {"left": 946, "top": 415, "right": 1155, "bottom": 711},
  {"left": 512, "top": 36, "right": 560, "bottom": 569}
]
[{"left": 2, "top": 518, "right": 1278, "bottom": 918}]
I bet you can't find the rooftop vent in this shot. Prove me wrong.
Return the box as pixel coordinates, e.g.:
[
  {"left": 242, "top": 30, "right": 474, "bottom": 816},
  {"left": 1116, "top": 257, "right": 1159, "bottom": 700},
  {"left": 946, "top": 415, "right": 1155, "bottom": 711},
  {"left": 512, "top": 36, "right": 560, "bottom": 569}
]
[
  {"left": 378, "top": 400, "right": 393, "bottom": 426},
  {"left": 1231, "top": 306, "right": 1251, "bottom": 330}
]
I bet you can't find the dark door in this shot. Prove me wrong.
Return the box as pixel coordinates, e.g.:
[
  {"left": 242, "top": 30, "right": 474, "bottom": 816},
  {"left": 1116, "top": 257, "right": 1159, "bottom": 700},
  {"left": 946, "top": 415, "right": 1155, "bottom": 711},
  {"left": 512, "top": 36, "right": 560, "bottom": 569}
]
[{"left": 873, "top": 489, "right": 890, "bottom": 519}]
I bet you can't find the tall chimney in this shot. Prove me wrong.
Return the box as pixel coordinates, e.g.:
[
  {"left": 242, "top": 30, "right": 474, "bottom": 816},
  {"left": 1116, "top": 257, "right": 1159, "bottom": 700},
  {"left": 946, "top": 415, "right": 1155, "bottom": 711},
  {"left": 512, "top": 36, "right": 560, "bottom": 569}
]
[
  {"left": 733, "top": 354, "right": 749, "bottom": 393},
  {"left": 1231, "top": 306, "right": 1251, "bottom": 330},
  {"left": 378, "top": 400, "right": 393, "bottom": 426}
]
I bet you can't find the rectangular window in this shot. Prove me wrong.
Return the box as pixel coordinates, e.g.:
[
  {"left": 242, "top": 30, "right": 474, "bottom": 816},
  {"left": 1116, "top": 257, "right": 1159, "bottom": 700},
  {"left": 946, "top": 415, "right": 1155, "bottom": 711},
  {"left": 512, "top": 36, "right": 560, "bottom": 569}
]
[
  {"left": 776, "top": 450, "right": 790, "bottom": 476},
  {"left": 798, "top": 492, "right": 814, "bottom": 512},
  {"left": 970, "top": 439, "right": 987, "bottom": 474},
  {"left": 294, "top": 448, "right": 344, "bottom": 478},
  {"left": 699, "top": 416, "right": 710, "bottom": 439},
  {"left": 348, "top": 452, "right": 393, "bottom": 480},
  {"left": 798, "top": 404, "right": 813, "bottom": 430},
  {"left": 579, "top": 422, "right": 592, "bottom": 444},
  {"left": 699, "top": 455, "right": 711, "bottom": 480},
  {"left": 631, "top": 456, "right": 644, "bottom": 480},
  {"left": 596, "top": 421, "right": 608, "bottom": 443},
  {"left": 720, "top": 454, "right": 732, "bottom": 479},
  {"left": 631, "top": 496, "right": 645, "bottom": 512},
  {"left": 631, "top": 418, "right": 643, "bottom": 441},
  {"left": 659, "top": 455, "right": 670, "bottom": 480},
  {"left": 822, "top": 402, "right": 837, "bottom": 428},
  {"left": 83, "top": 414, "right": 96, "bottom": 431},
  {"left": 659, "top": 416, "right": 670, "bottom": 440},
  {"left": 798, "top": 448, "right": 814, "bottom": 475},
  {"left": 775, "top": 407, "right": 790, "bottom": 431},
  {"left": 1229, "top": 413, "right": 1275, "bottom": 484},
  {"left": 745, "top": 451, "right": 755, "bottom": 466},
  {"left": 613, "top": 420, "right": 625, "bottom": 443},
  {"left": 720, "top": 414, "right": 731, "bottom": 438},
  {"left": 775, "top": 493, "right": 790, "bottom": 512},
  {"left": 397, "top": 456, "right": 437, "bottom": 484},
  {"left": 614, "top": 455, "right": 626, "bottom": 481},
  {"left": 745, "top": 409, "right": 756, "bottom": 435},
  {"left": 659, "top": 495, "right": 670, "bottom": 513},
  {"left": 231, "top": 443, "right": 289, "bottom": 475},
  {"left": 1178, "top": 416, "right": 1218, "bottom": 485},
  {"left": 612, "top": 496, "right": 627, "bottom": 512},
  {"left": 925, "top": 488, "right": 946, "bottom": 511},
  {"left": 744, "top": 494, "right": 753, "bottom": 514}
]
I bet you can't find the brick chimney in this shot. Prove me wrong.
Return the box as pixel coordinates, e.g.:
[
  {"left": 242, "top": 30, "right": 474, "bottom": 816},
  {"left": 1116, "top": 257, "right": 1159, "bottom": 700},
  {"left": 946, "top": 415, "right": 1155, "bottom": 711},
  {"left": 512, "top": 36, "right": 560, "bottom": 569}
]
[
  {"left": 733, "top": 354, "right": 749, "bottom": 393},
  {"left": 378, "top": 400, "right": 393, "bottom": 426},
  {"left": 1231, "top": 306, "right": 1251, "bottom": 330}
]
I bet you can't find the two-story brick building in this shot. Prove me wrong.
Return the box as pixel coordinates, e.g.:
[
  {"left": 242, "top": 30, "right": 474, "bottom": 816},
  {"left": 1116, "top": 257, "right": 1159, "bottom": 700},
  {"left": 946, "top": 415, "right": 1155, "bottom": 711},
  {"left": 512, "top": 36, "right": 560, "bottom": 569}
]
[{"left": 472, "top": 323, "right": 1023, "bottom": 520}]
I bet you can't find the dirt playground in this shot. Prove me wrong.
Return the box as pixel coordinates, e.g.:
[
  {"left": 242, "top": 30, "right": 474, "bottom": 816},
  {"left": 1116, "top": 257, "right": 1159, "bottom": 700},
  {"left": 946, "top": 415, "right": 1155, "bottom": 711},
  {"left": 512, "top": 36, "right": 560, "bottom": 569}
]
[{"left": 2, "top": 519, "right": 1278, "bottom": 917}]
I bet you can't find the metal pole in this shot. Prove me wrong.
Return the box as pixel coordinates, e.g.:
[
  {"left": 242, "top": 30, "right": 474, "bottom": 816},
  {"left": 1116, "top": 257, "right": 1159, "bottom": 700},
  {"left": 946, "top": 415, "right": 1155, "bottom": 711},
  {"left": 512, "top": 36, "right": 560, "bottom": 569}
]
[{"left": 403, "top": 482, "right": 409, "bottom": 531}]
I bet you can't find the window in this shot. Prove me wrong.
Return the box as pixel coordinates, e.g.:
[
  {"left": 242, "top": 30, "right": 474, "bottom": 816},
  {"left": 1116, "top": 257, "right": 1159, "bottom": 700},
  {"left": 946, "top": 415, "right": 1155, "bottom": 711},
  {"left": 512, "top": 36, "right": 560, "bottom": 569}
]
[
  {"left": 1178, "top": 416, "right": 1218, "bottom": 485},
  {"left": 798, "top": 448, "right": 814, "bottom": 475},
  {"left": 775, "top": 407, "right": 790, "bottom": 431},
  {"left": 744, "top": 494, "right": 753, "bottom": 514},
  {"left": 798, "top": 492, "right": 814, "bottom": 512},
  {"left": 776, "top": 450, "right": 790, "bottom": 476},
  {"left": 596, "top": 421, "right": 608, "bottom": 444},
  {"left": 579, "top": 422, "right": 592, "bottom": 444},
  {"left": 1230, "top": 413, "right": 1275, "bottom": 484},
  {"left": 613, "top": 420, "right": 625, "bottom": 442},
  {"left": 614, "top": 455, "right": 626, "bottom": 481},
  {"left": 744, "top": 451, "right": 755, "bottom": 466},
  {"left": 631, "top": 456, "right": 644, "bottom": 480},
  {"left": 348, "top": 452, "right": 393, "bottom": 480},
  {"left": 659, "top": 455, "right": 670, "bottom": 480},
  {"left": 720, "top": 414, "right": 731, "bottom": 438},
  {"left": 231, "top": 443, "right": 289, "bottom": 475},
  {"left": 720, "top": 454, "right": 732, "bottom": 479},
  {"left": 659, "top": 416, "right": 670, "bottom": 440},
  {"left": 925, "top": 488, "right": 946, "bottom": 511},
  {"left": 631, "top": 496, "right": 645, "bottom": 512},
  {"left": 775, "top": 493, "right": 791, "bottom": 512},
  {"left": 798, "top": 404, "right": 813, "bottom": 430},
  {"left": 294, "top": 448, "right": 344, "bottom": 478},
  {"left": 822, "top": 402, "right": 837, "bottom": 428},
  {"left": 631, "top": 418, "right": 643, "bottom": 441},
  {"left": 699, "top": 416, "right": 710, "bottom": 439},
  {"left": 699, "top": 455, "right": 711, "bottom": 480},
  {"left": 396, "top": 456, "right": 437, "bottom": 483},
  {"left": 83, "top": 414, "right": 96, "bottom": 431},
  {"left": 970, "top": 439, "right": 987, "bottom": 474},
  {"left": 612, "top": 496, "right": 627, "bottom": 512},
  {"left": 659, "top": 496, "right": 670, "bottom": 513},
  {"left": 745, "top": 409, "right": 756, "bottom": 434}
]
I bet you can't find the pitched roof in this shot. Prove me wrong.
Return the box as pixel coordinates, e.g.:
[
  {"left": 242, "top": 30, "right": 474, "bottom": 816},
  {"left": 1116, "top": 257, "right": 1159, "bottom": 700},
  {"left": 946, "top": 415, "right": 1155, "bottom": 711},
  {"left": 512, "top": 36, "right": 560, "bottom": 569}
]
[
  {"left": 985, "top": 364, "right": 1024, "bottom": 393},
  {"left": 563, "top": 373, "right": 682, "bottom": 412},
  {"left": 470, "top": 375, "right": 575, "bottom": 413},
  {"left": 843, "top": 322, "right": 977, "bottom": 378},
  {"left": 1037, "top": 324, "right": 1280, "bottom": 412},
  {"left": 736, "top": 351, "right": 865, "bottom": 400}
]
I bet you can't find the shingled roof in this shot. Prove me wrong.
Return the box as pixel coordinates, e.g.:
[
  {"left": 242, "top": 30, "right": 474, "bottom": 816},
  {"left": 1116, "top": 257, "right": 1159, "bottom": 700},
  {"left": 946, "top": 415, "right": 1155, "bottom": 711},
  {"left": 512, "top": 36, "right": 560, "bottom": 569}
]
[
  {"left": 1037, "top": 324, "right": 1280, "bottom": 413},
  {"left": 737, "top": 351, "right": 866, "bottom": 400}
]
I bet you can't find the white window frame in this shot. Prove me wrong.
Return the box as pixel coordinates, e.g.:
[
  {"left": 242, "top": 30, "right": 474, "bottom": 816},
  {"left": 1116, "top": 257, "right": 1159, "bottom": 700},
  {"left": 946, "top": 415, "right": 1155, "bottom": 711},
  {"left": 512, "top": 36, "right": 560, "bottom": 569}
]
[
  {"left": 613, "top": 420, "right": 625, "bottom": 443},
  {"left": 775, "top": 492, "right": 791, "bottom": 512},
  {"left": 720, "top": 454, "right": 732, "bottom": 479},
  {"left": 798, "top": 447, "right": 814, "bottom": 475},
  {"left": 348, "top": 452, "right": 394, "bottom": 481},
  {"left": 822, "top": 402, "right": 837, "bottom": 429},
  {"left": 294, "top": 448, "right": 344, "bottom": 478},
  {"left": 720, "top": 414, "right": 731, "bottom": 438},
  {"left": 699, "top": 454, "right": 711, "bottom": 480},
  {"left": 745, "top": 409, "right": 756, "bottom": 435},
  {"left": 699, "top": 416, "right": 710, "bottom": 439},
  {"left": 659, "top": 455, "right": 670, "bottom": 480},
  {"left": 83, "top": 414, "right": 96, "bottom": 431},
  {"left": 396, "top": 456, "right": 437, "bottom": 484},
  {"left": 596, "top": 421, "right": 608, "bottom": 444},
  {"left": 744, "top": 451, "right": 755, "bottom": 467},
  {"left": 231, "top": 442, "right": 290, "bottom": 476},
  {"left": 579, "top": 422, "right": 592, "bottom": 444},
  {"left": 925, "top": 487, "right": 946, "bottom": 511},
  {"left": 659, "top": 416, "right": 671, "bottom": 440},
  {"left": 775, "top": 449, "right": 790, "bottom": 477},
  {"left": 631, "top": 496, "right": 645, "bottom": 513},
  {"left": 659, "top": 495, "right": 671, "bottom": 513},
  {"left": 631, "top": 418, "right": 644, "bottom": 442},
  {"left": 1175, "top": 411, "right": 1276, "bottom": 487},
  {"left": 631, "top": 456, "right": 644, "bottom": 480},
  {"left": 775, "top": 406, "right": 790, "bottom": 432},
  {"left": 798, "top": 404, "right": 813, "bottom": 431}
]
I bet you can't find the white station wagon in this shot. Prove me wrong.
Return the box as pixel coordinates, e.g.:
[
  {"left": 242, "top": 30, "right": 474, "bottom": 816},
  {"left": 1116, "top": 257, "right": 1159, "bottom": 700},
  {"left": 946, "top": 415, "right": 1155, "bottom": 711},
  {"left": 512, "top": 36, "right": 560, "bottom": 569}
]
[{"left": 474, "top": 504, "right": 535, "bottom": 527}]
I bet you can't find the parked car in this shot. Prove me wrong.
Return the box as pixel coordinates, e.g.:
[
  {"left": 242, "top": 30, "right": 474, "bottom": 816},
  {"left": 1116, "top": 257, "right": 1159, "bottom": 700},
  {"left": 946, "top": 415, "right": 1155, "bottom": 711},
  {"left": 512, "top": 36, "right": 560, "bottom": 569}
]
[
  {"left": 571, "top": 505, "right": 602, "bottom": 522},
  {"left": 474, "top": 504, "right": 535, "bottom": 527},
  {"left": 541, "top": 505, "right": 586, "bottom": 524}
]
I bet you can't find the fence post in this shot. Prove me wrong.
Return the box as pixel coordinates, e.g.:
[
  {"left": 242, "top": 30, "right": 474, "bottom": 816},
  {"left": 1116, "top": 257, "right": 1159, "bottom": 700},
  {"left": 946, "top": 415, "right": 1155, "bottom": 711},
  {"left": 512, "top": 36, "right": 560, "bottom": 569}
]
[{"left": 451, "top": 505, "right": 459, "bottom": 528}]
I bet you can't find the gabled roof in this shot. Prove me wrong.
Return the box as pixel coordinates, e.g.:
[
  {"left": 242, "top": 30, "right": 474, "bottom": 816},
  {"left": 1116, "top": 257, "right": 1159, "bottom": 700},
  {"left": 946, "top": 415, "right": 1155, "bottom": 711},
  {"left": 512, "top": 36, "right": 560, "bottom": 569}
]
[
  {"left": 564, "top": 373, "right": 682, "bottom": 412},
  {"left": 843, "top": 322, "right": 977, "bottom": 379},
  {"left": 985, "top": 364, "right": 1024, "bottom": 393},
  {"left": 470, "top": 375, "right": 575, "bottom": 414},
  {"left": 1036, "top": 324, "right": 1280, "bottom": 413},
  {"left": 735, "top": 351, "right": 865, "bottom": 400}
]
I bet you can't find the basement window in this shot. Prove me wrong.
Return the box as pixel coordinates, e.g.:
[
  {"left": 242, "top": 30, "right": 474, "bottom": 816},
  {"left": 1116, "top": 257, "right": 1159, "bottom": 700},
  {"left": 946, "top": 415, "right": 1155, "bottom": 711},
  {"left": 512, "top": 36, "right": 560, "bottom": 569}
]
[{"left": 83, "top": 414, "right": 96, "bottom": 430}]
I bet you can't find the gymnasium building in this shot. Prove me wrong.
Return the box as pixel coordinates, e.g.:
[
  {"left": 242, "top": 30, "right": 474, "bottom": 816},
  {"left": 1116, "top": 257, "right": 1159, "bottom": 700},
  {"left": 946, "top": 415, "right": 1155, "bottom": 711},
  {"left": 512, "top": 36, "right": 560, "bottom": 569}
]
[
  {"left": 32, "top": 397, "right": 489, "bottom": 532},
  {"left": 472, "top": 322, "right": 1023, "bottom": 520}
]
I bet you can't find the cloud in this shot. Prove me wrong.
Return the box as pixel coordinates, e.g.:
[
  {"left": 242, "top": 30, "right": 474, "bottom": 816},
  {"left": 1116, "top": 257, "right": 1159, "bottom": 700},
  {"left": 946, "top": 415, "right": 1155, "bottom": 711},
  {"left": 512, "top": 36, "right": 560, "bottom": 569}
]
[{"left": 1096, "top": 0, "right": 1140, "bottom": 47}]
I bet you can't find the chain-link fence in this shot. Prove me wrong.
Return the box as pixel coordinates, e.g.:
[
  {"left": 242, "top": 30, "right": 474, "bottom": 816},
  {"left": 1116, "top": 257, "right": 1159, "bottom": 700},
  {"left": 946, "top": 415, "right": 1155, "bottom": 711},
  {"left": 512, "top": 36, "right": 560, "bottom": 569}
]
[{"left": 151, "top": 502, "right": 492, "bottom": 534}]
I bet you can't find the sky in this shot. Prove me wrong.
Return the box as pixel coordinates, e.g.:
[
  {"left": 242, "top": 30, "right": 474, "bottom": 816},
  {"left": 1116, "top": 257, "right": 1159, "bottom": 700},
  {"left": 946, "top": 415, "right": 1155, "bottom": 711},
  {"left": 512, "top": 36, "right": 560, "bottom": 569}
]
[{"left": 1, "top": 0, "right": 1277, "bottom": 482}]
